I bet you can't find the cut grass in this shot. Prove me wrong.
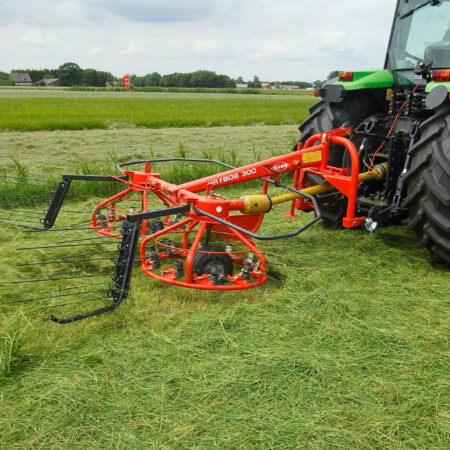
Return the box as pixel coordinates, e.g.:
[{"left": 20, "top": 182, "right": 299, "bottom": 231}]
[
  {"left": 0, "top": 95, "right": 316, "bottom": 132},
  {"left": 0, "top": 124, "right": 297, "bottom": 173},
  {"left": 0, "top": 124, "right": 448, "bottom": 448},
  {"left": 0, "top": 196, "right": 448, "bottom": 448}
]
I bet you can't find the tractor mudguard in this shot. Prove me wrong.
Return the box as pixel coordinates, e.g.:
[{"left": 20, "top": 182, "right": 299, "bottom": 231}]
[{"left": 317, "top": 70, "right": 394, "bottom": 103}]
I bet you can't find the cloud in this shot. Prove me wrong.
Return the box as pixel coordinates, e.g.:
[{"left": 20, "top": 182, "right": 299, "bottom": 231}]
[
  {"left": 84, "top": 0, "right": 237, "bottom": 24},
  {"left": 20, "top": 31, "right": 57, "bottom": 45},
  {"left": 0, "top": 0, "right": 397, "bottom": 81}
]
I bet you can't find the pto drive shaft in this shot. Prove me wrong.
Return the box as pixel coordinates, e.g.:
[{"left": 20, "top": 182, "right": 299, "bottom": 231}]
[{"left": 239, "top": 163, "right": 387, "bottom": 214}]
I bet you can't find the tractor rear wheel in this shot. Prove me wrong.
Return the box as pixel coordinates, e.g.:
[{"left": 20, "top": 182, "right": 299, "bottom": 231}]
[
  {"left": 298, "top": 94, "right": 380, "bottom": 227},
  {"left": 403, "top": 105, "right": 450, "bottom": 264}
]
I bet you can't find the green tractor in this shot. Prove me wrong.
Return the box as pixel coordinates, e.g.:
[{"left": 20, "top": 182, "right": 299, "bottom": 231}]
[{"left": 298, "top": 0, "right": 450, "bottom": 264}]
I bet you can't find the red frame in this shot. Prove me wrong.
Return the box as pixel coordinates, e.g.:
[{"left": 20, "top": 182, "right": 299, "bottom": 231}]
[{"left": 90, "top": 128, "right": 365, "bottom": 290}]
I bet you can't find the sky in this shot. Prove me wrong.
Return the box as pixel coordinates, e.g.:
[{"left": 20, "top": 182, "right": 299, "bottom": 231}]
[{"left": 0, "top": 0, "right": 398, "bottom": 82}]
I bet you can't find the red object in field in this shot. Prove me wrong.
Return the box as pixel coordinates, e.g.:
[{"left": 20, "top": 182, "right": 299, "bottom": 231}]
[
  {"left": 124, "top": 73, "right": 130, "bottom": 88},
  {"left": 89, "top": 128, "right": 367, "bottom": 290}
]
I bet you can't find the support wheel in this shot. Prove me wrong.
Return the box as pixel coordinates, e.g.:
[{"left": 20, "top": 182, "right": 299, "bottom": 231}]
[
  {"left": 404, "top": 105, "right": 450, "bottom": 264},
  {"left": 192, "top": 246, "right": 233, "bottom": 278}
]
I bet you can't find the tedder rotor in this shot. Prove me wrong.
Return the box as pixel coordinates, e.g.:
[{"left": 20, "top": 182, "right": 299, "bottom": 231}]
[{"left": 1, "top": 128, "right": 386, "bottom": 323}]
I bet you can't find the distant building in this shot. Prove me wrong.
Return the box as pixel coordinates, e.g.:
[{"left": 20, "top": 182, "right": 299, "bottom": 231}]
[
  {"left": 236, "top": 83, "right": 249, "bottom": 89},
  {"left": 280, "top": 84, "right": 300, "bottom": 90},
  {"left": 39, "top": 78, "right": 59, "bottom": 87},
  {"left": 261, "top": 82, "right": 273, "bottom": 89},
  {"left": 9, "top": 72, "right": 34, "bottom": 86}
]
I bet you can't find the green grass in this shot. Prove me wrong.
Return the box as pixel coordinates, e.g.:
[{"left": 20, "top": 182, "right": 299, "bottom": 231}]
[
  {"left": 0, "top": 197, "right": 448, "bottom": 448},
  {"left": 0, "top": 113, "right": 448, "bottom": 447},
  {"left": 0, "top": 95, "right": 316, "bottom": 132}
]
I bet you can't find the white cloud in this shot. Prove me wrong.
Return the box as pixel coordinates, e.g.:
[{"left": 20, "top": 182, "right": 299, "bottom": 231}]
[
  {"left": 20, "top": 31, "right": 57, "bottom": 45},
  {"left": 0, "top": 0, "right": 397, "bottom": 81}
]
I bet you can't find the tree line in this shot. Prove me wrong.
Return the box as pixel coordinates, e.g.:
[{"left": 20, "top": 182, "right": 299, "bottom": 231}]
[
  {"left": 130, "top": 70, "right": 235, "bottom": 88},
  {"left": 1, "top": 62, "right": 340, "bottom": 88}
]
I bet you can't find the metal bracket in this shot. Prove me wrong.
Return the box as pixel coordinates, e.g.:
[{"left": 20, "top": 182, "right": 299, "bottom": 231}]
[{"left": 42, "top": 174, "right": 129, "bottom": 229}]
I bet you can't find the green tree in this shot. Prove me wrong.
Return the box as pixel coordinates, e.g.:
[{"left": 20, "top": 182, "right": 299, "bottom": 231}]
[
  {"left": 159, "top": 70, "right": 236, "bottom": 88},
  {"left": 0, "top": 71, "right": 9, "bottom": 80},
  {"left": 130, "top": 74, "right": 144, "bottom": 87},
  {"left": 312, "top": 79, "right": 325, "bottom": 88},
  {"left": 142, "top": 72, "right": 161, "bottom": 86},
  {"left": 82, "top": 68, "right": 98, "bottom": 86},
  {"left": 296, "top": 81, "right": 313, "bottom": 89},
  {"left": 190, "top": 70, "right": 215, "bottom": 87},
  {"left": 160, "top": 72, "right": 191, "bottom": 87},
  {"left": 97, "top": 71, "right": 113, "bottom": 87},
  {"left": 248, "top": 75, "right": 261, "bottom": 88},
  {"left": 58, "top": 62, "right": 83, "bottom": 86}
]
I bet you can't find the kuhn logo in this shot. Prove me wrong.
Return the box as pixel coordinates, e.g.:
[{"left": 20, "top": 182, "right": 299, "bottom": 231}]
[{"left": 271, "top": 162, "right": 290, "bottom": 172}]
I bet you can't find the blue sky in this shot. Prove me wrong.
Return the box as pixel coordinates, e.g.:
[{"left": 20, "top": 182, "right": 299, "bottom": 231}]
[{"left": 0, "top": 0, "right": 397, "bottom": 81}]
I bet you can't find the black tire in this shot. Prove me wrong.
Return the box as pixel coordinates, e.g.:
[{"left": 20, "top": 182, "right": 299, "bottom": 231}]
[
  {"left": 192, "top": 246, "right": 233, "bottom": 276},
  {"left": 403, "top": 105, "right": 450, "bottom": 264},
  {"left": 298, "top": 93, "right": 378, "bottom": 163},
  {"left": 297, "top": 93, "right": 380, "bottom": 227}
]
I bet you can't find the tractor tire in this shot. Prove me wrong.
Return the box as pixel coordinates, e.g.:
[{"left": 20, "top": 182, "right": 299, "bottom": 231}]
[
  {"left": 403, "top": 105, "right": 450, "bottom": 265},
  {"left": 297, "top": 94, "right": 380, "bottom": 227}
]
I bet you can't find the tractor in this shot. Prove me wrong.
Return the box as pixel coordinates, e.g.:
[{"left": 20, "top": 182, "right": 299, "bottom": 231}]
[{"left": 297, "top": 0, "right": 450, "bottom": 264}]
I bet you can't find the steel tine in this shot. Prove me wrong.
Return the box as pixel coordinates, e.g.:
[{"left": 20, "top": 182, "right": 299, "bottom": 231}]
[
  {"left": 56, "top": 236, "right": 112, "bottom": 244},
  {"left": 52, "top": 265, "right": 116, "bottom": 277},
  {"left": 12, "top": 273, "right": 111, "bottom": 284},
  {"left": 8, "top": 289, "right": 107, "bottom": 304},
  {"left": 17, "top": 241, "right": 119, "bottom": 251},
  {"left": 49, "top": 250, "right": 118, "bottom": 260},
  {"left": 16, "top": 256, "right": 115, "bottom": 267},
  {"left": 23, "top": 227, "right": 95, "bottom": 232}
]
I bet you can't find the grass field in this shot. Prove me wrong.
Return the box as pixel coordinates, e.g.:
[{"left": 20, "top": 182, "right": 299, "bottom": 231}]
[
  {"left": 0, "top": 90, "right": 315, "bottom": 132},
  {"left": 0, "top": 91, "right": 449, "bottom": 448}
]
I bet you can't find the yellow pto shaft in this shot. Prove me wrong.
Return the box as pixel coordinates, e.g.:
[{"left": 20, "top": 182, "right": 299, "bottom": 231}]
[{"left": 239, "top": 163, "right": 387, "bottom": 214}]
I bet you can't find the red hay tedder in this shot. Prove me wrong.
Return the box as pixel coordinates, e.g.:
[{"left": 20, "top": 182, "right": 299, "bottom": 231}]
[{"left": 2, "top": 128, "right": 386, "bottom": 323}]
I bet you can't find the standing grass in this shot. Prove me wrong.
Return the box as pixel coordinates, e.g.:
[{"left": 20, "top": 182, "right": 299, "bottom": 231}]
[
  {"left": 0, "top": 96, "right": 316, "bottom": 131},
  {"left": 69, "top": 86, "right": 315, "bottom": 96}
]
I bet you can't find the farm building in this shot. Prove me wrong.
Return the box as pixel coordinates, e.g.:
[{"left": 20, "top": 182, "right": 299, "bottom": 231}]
[
  {"left": 9, "top": 72, "right": 34, "bottom": 86},
  {"left": 280, "top": 84, "right": 300, "bottom": 90},
  {"left": 261, "top": 82, "right": 273, "bottom": 89},
  {"left": 236, "top": 83, "right": 249, "bottom": 88},
  {"left": 39, "top": 78, "right": 59, "bottom": 87}
]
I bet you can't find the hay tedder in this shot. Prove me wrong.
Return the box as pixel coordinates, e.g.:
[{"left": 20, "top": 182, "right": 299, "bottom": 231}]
[
  {"left": 2, "top": 0, "right": 449, "bottom": 323},
  {"left": 1, "top": 129, "right": 386, "bottom": 322}
]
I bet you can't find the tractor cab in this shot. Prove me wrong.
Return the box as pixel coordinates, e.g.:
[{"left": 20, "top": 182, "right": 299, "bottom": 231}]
[{"left": 386, "top": 0, "right": 450, "bottom": 83}]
